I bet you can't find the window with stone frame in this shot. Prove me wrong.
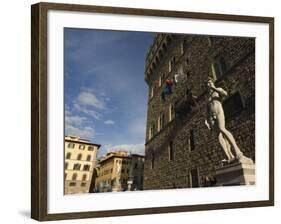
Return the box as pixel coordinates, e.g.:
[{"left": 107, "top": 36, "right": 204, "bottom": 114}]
[
  {"left": 67, "top": 142, "right": 75, "bottom": 148},
  {"left": 149, "top": 124, "right": 153, "bottom": 140},
  {"left": 190, "top": 168, "right": 199, "bottom": 188},
  {"left": 152, "top": 123, "right": 156, "bottom": 136},
  {"left": 73, "top": 163, "right": 81, "bottom": 170},
  {"left": 189, "top": 129, "right": 195, "bottom": 151},
  {"left": 65, "top": 162, "right": 68, "bottom": 170},
  {"left": 69, "top": 182, "right": 76, "bottom": 186},
  {"left": 86, "top": 154, "right": 91, "bottom": 161},
  {"left": 168, "top": 141, "right": 174, "bottom": 161},
  {"left": 66, "top": 152, "right": 71, "bottom": 159},
  {"left": 169, "top": 56, "right": 177, "bottom": 72},
  {"left": 88, "top": 146, "right": 95, "bottom": 151},
  {"left": 151, "top": 150, "right": 155, "bottom": 169},
  {"left": 77, "top": 153, "right": 82, "bottom": 160},
  {"left": 83, "top": 164, "right": 90, "bottom": 171},
  {"left": 82, "top": 174, "right": 87, "bottom": 181},
  {"left": 168, "top": 103, "right": 175, "bottom": 122},
  {"left": 181, "top": 39, "right": 189, "bottom": 55},
  {"left": 157, "top": 112, "right": 165, "bottom": 132},
  {"left": 149, "top": 123, "right": 156, "bottom": 140},
  {"left": 158, "top": 74, "right": 164, "bottom": 87},
  {"left": 79, "top": 144, "right": 85, "bottom": 150},
  {"left": 150, "top": 85, "right": 155, "bottom": 99},
  {"left": 72, "top": 173, "right": 77, "bottom": 181}
]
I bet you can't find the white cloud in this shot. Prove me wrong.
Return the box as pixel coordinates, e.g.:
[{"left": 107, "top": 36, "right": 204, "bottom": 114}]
[
  {"left": 65, "top": 105, "right": 95, "bottom": 139},
  {"left": 104, "top": 120, "right": 115, "bottom": 125},
  {"left": 77, "top": 91, "right": 105, "bottom": 109},
  {"left": 73, "top": 103, "right": 102, "bottom": 120},
  {"left": 65, "top": 124, "right": 95, "bottom": 139},
  {"left": 101, "top": 144, "right": 145, "bottom": 157},
  {"left": 65, "top": 114, "right": 87, "bottom": 126}
]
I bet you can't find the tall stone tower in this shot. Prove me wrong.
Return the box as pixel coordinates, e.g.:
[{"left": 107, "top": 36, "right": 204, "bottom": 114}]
[{"left": 143, "top": 33, "right": 255, "bottom": 190}]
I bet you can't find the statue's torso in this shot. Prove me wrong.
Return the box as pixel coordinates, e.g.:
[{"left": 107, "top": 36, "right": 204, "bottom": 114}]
[{"left": 208, "top": 90, "right": 224, "bottom": 116}]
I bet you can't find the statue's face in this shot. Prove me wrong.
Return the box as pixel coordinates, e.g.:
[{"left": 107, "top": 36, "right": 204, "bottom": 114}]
[{"left": 207, "top": 80, "right": 213, "bottom": 88}]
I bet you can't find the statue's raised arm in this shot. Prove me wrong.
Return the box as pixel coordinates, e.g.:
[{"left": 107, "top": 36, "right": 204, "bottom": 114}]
[{"left": 207, "top": 80, "right": 228, "bottom": 97}]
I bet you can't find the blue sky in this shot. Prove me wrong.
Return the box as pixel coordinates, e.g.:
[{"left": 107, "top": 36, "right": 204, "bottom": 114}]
[{"left": 64, "top": 28, "right": 155, "bottom": 158}]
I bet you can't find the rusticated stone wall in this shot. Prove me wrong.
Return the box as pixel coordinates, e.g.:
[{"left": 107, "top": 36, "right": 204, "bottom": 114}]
[{"left": 143, "top": 34, "right": 255, "bottom": 190}]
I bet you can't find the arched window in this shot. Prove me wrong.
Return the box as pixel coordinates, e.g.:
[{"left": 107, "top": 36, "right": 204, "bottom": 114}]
[
  {"left": 79, "top": 144, "right": 85, "bottom": 150},
  {"left": 158, "top": 50, "right": 163, "bottom": 59},
  {"left": 189, "top": 129, "right": 195, "bottom": 151},
  {"left": 67, "top": 143, "right": 75, "bottom": 148},
  {"left": 86, "top": 155, "right": 91, "bottom": 161},
  {"left": 77, "top": 153, "right": 82, "bottom": 160},
  {"left": 73, "top": 163, "right": 81, "bottom": 170},
  {"left": 72, "top": 173, "right": 77, "bottom": 181},
  {"left": 152, "top": 62, "right": 156, "bottom": 71},
  {"left": 190, "top": 168, "right": 199, "bottom": 188},
  {"left": 169, "top": 103, "right": 175, "bottom": 122},
  {"left": 168, "top": 141, "right": 174, "bottom": 161},
  {"left": 83, "top": 164, "right": 90, "bottom": 171},
  {"left": 88, "top": 146, "right": 94, "bottom": 151},
  {"left": 66, "top": 152, "right": 71, "bottom": 159},
  {"left": 82, "top": 174, "right": 87, "bottom": 181},
  {"left": 162, "top": 43, "right": 167, "bottom": 52},
  {"left": 158, "top": 74, "right": 164, "bottom": 87},
  {"left": 155, "top": 56, "right": 159, "bottom": 65}
]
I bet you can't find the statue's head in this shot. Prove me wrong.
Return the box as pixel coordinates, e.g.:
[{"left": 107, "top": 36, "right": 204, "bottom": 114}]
[{"left": 206, "top": 76, "right": 214, "bottom": 88}]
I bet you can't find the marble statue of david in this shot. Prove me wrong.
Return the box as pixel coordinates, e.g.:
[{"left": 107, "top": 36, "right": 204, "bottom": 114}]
[{"left": 204, "top": 77, "right": 253, "bottom": 165}]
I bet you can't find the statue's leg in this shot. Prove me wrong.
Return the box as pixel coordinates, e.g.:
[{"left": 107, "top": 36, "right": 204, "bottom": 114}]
[
  {"left": 218, "top": 133, "right": 235, "bottom": 161},
  {"left": 224, "top": 135, "right": 235, "bottom": 160},
  {"left": 216, "top": 111, "right": 244, "bottom": 159}
]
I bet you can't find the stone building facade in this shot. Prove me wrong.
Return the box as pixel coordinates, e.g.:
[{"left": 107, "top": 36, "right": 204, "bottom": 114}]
[
  {"left": 143, "top": 33, "right": 255, "bottom": 190},
  {"left": 64, "top": 135, "right": 100, "bottom": 194},
  {"left": 96, "top": 151, "right": 145, "bottom": 192}
]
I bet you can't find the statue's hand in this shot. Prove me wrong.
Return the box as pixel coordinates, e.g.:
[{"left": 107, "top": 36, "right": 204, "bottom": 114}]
[{"left": 205, "top": 120, "right": 211, "bottom": 130}]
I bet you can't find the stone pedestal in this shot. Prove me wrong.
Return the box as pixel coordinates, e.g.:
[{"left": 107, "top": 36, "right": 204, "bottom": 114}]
[{"left": 215, "top": 161, "right": 255, "bottom": 186}]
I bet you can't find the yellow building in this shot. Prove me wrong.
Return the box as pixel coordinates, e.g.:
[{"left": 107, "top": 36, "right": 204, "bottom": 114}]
[
  {"left": 96, "top": 151, "right": 145, "bottom": 192},
  {"left": 64, "top": 135, "right": 100, "bottom": 194}
]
